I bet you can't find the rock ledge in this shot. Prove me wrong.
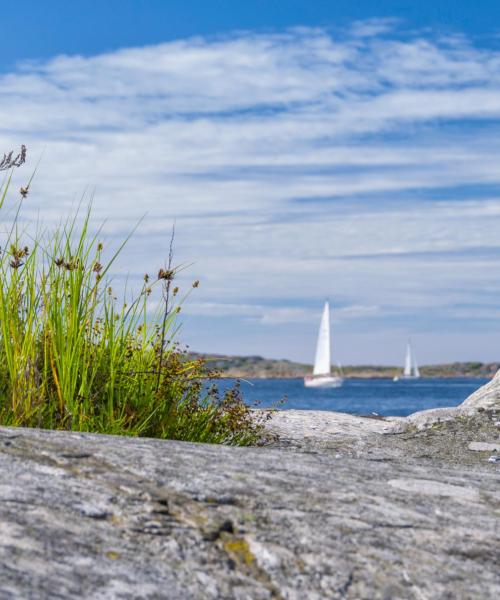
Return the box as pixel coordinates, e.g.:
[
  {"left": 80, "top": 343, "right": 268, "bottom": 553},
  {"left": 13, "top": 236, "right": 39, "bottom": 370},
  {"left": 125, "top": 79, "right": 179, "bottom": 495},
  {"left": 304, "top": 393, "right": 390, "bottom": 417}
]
[{"left": 0, "top": 375, "right": 499, "bottom": 599}]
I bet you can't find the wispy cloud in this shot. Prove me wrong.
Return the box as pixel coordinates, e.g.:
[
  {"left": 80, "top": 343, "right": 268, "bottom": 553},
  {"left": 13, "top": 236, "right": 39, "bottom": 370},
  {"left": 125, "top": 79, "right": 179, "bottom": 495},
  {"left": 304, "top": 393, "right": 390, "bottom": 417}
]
[
  {"left": 349, "top": 18, "right": 401, "bottom": 38},
  {"left": 2, "top": 22, "right": 500, "bottom": 362}
]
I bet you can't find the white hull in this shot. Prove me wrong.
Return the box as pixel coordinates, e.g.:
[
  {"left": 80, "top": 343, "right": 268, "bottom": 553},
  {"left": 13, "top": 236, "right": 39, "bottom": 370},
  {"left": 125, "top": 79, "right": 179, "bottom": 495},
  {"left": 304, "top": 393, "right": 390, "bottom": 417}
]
[
  {"left": 304, "top": 375, "right": 343, "bottom": 388},
  {"left": 393, "top": 375, "right": 420, "bottom": 382}
]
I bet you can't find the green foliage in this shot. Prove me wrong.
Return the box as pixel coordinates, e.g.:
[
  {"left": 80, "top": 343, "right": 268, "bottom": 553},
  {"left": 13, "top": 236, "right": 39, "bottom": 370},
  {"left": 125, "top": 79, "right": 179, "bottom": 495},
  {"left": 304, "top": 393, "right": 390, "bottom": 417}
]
[
  {"left": 468, "top": 362, "right": 482, "bottom": 370},
  {"left": 0, "top": 153, "right": 268, "bottom": 445}
]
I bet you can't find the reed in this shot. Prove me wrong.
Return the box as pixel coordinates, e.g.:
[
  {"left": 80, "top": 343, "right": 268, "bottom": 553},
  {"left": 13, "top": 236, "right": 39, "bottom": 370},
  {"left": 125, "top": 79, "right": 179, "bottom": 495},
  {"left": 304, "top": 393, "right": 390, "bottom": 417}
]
[{"left": 0, "top": 148, "right": 268, "bottom": 445}]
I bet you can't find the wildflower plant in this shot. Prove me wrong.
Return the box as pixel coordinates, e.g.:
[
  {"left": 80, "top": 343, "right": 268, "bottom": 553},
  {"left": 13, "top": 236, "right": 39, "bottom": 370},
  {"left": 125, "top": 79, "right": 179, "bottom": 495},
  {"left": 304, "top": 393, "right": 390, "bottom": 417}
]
[{"left": 0, "top": 148, "right": 269, "bottom": 445}]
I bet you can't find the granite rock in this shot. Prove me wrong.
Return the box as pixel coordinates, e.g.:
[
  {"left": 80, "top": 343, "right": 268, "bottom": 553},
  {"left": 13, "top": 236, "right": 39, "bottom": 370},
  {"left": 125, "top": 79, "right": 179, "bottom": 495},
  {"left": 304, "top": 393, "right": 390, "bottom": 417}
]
[
  {"left": 0, "top": 425, "right": 498, "bottom": 598},
  {"left": 0, "top": 376, "right": 498, "bottom": 599}
]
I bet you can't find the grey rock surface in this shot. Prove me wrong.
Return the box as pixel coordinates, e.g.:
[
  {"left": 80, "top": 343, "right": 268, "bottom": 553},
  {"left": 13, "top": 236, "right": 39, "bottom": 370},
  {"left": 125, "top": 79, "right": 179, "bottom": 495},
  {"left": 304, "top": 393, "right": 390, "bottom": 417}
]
[
  {"left": 0, "top": 376, "right": 499, "bottom": 599},
  {"left": 468, "top": 441, "right": 499, "bottom": 452},
  {"left": 0, "top": 424, "right": 498, "bottom": 598},
  {"left": 460, "top": 368, "right": 500, "bottom": 413},
  {"left": 264, "top": 408, "right": 399, "bottom": 441}
]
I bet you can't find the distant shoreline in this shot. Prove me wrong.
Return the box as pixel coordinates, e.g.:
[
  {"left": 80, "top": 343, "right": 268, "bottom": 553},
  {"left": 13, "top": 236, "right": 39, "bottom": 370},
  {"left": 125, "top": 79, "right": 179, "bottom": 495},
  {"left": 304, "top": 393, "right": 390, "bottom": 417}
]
[
  {"left": 216, "top": 374, "right": 494, "bottom": 380},
  {"left": 190, "top": 352, "right": 499, "bottom": 380}
]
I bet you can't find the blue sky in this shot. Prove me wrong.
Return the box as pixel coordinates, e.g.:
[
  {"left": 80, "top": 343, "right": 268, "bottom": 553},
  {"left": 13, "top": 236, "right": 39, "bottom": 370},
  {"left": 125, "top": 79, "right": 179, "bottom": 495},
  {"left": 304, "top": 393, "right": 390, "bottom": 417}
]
[
  {"left": 2, "top": 2, "right": 500, "bottom": 365},
  {"left": 3, "top": 0, "right": 500, "bottom": 68}
]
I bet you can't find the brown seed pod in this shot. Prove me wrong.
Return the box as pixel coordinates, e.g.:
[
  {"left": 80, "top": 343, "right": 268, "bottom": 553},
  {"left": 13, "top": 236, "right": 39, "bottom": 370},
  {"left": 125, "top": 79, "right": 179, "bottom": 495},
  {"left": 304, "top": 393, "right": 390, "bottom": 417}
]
[{"left": 158, "top": 268, "right": 174, "bottom": 281}]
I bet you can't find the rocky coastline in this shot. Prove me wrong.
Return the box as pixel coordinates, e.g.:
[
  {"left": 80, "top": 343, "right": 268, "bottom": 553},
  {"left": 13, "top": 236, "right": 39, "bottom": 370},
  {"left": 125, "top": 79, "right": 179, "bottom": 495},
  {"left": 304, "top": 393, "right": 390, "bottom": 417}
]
[
  {"left": 0, "top": 374, "right": 499, "bottom": 598},
  {"left": 192, "top": 353, "right": 500, "bottom": 380}
]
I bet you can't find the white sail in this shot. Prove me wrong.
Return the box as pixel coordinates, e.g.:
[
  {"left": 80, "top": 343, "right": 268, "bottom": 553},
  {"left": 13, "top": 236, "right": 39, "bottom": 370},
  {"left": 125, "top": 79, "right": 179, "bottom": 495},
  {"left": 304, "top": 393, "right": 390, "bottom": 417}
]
[
  {"left": 305, "top": 301, "right": 343, "bottom": 388},
  {"left": 413, "top": 355, "right": 420, "bottom": 378},
  {"left": 404, "top": 341, "right": 412, "bottom": 377},
  {"left": 312, "top": 301, "right": 331, "bottom": 376},
  {"left": 394, "top": 338, "right": 421, "bottom": 381}
]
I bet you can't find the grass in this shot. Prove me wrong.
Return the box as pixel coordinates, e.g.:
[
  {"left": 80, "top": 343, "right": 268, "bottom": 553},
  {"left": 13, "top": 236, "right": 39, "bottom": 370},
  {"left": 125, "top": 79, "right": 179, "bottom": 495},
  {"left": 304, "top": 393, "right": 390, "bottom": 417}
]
[{"left": 0, "top": 148, "right": 269, "bottom": 445}]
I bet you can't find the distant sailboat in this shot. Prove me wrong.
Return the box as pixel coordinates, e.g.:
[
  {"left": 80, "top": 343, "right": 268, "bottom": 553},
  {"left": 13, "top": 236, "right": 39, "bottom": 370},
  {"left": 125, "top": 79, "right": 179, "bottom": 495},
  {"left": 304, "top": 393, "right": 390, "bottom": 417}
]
[
  {"left": 304, "top": 301, "right": 343, "bottom": 388},
  {"left": 393, "top": 339, "right": 420, "bottom": 381}
]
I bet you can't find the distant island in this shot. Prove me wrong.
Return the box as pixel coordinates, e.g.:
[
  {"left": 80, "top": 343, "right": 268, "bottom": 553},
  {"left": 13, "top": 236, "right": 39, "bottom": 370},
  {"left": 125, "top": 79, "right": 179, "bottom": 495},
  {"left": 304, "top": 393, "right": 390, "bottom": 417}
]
[{"left": 190, "top": 353, "right": 499, "bottom": 379}]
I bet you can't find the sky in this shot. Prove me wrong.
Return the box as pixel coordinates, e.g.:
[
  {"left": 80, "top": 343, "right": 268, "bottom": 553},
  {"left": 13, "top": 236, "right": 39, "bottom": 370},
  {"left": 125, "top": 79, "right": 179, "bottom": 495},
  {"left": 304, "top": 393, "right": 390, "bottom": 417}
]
[{"left": 1, "top": 1, "right": 500, "bottom": 365}]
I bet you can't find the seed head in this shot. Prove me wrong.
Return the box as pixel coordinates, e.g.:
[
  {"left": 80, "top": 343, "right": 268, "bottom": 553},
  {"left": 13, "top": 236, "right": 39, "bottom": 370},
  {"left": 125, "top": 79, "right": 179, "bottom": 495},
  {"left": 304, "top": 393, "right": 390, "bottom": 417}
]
[
  {"left": 9, "top": 259, "right": 22, "bottom": 269},
  {"left": 158, "top": 268, "right": 174, "bottom": 281},
  {"left": 64, "top": 257, "right": 80, "bottom": 271},
  {"left": 10, "top": 245, "right": 29, "bottom": 264},
  {"left": 0, "top": 145, "right": 26, "bottom": 172}
]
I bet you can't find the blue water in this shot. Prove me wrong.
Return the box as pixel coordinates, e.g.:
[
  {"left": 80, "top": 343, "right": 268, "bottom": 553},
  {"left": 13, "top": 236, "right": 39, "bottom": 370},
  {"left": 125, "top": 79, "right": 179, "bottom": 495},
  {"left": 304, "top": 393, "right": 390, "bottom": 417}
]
[{"left": 217, "top": 378, "right": 489, "bottom": 417}]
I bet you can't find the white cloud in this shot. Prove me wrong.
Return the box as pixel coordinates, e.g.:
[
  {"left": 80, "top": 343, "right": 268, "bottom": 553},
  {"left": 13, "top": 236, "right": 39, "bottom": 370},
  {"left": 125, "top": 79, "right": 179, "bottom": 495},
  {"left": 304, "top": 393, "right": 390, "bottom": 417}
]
[
  {"left": 349, "top": 18, "right": 401, "bottom": 38},
  {"left": 184, "top": 302, "right": 315, "bottom": 324},
  {"left": 182, "top": 301, "right": 381, "bottom": 325},
  {"left": 1, "top": 22, "right": 500, "bottom": 362}
]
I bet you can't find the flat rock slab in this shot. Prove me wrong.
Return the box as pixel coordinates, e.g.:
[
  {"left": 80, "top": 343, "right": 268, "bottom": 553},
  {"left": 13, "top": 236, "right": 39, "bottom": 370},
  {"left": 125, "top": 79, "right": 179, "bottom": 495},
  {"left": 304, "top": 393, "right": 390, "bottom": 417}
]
[
  {"left": 468, "top": 441, "right": 499, "bottom": 452},
  {"left": 265, "top": 408, "right": 399, "bottom": 441},
  {"left": 1, "top": 425, "right": 499, "bottom": 599}
]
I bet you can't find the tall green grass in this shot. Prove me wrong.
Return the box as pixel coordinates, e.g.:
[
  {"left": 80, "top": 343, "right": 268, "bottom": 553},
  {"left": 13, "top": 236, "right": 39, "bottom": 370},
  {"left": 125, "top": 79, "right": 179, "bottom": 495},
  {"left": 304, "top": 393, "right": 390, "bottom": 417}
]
[{"left": 0, "top": 149, "right": 268, "bottom": 445}]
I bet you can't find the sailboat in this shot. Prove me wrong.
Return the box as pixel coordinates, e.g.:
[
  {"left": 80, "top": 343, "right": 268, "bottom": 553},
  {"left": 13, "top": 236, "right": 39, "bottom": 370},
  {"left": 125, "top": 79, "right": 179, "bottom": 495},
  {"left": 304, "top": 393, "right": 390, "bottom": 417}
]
[
  {"left": 304, "top": 301, "right": 343, "bottom": 388},
  {"left": 393, "top": 339, "right": 420, "bottom": 381}
]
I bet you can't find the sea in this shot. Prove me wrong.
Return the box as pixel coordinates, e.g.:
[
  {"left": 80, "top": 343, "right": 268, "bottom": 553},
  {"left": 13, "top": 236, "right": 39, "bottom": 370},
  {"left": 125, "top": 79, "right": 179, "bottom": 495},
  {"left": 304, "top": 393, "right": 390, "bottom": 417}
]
[{"left": 217, "top": 377, "right": 490, "bottom": 417}]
